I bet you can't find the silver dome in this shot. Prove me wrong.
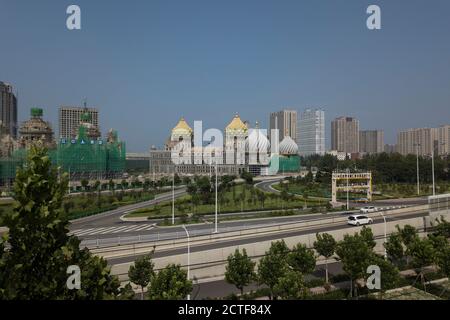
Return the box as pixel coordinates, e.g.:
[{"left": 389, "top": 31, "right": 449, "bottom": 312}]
[{"left": 279, "top": 136, "right": 298, "bottom": 155}]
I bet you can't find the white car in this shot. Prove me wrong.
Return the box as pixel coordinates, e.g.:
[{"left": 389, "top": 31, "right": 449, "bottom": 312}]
[
  {"left": 360, "top": 206, "right": 377, "bottom": 213},
  {"left": 347, "top": 215, "right": 373, "bottom": 226}
]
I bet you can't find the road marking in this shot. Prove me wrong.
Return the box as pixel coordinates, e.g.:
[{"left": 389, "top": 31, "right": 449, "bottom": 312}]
[
  {"left": 74, "top": 227, "right": 112, "bottom": 236},
  {"left": 71, "top": 228, "right": 97, "bottom": 236},
  {"left": 110, "top": 225, "right": 144, "bottom": 233},
  {"left": 134, "top": 224, "right": 155, "bottom": 231},
  {"left": 98, "top": 226, "right": 122, "bottom": 234}
]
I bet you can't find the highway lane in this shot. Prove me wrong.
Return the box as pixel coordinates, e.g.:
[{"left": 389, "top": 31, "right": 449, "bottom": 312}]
[
  {"left": 69, "top": 174, "right": 428, "bottom": 240},
  {"left": 74, "top": 203, "right": 418, "bottom": 245},
  {"left": 106, "top": 209, "right": 428, "bottom": 265},
  {"left": 75, "top": 210, "right": 357, "bottom": 242},
  {"left": 69, "top": 188, "right": 186, "bottom": 229},
  {"left": 69, "top": 176, "right": 284, "bottom": 232}
]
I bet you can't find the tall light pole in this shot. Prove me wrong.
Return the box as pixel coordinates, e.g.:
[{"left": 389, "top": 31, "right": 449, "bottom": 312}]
[
  {"left": 431, "top": 148, "right": 436, "bottom": 196},
  {"left": 172, "top": 166, "right": 175, "bottom": 225},
  {"left": 414, "top": 143, "right": 420, "bottom": 195},
  {"left": 182, "top": 224, "right": 191, "bottom": 300},
  {"left": 380, "top": 211, "right": 387, "bottom": 259},
  {"left": 346, "top": 168, "right": 349, "bottom": 210},
  {"left": 214, "top": 162, "right": 218, "bottom": 233}
]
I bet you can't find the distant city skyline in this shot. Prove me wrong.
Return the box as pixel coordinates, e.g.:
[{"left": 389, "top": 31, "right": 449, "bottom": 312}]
[{"left": 2, "top": 0, "right": 450, "bottom": 152}]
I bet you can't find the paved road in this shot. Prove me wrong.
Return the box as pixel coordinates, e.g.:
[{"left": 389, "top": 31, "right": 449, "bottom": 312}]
[
  {"left": 106, "top": 209, "right": 427, "bottom": 266},
  {"left": 255, "top": 179, "right": 429, "bottom": 207},
  {"left": 69, "top": 188, "right": 186, "bottom": 229},
  {"left": 69, "top": 175, "right": 428, "bottom": 244},
  {"left": 74, "top": 209, "right": 355, "bottom": 242}
]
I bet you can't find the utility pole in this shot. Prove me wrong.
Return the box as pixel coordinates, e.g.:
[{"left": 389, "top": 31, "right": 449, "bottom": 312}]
[
  {"left": 182, "top": 225, "right": 191, "bottom": 300},
  {"left": 346, "top": 168, "right": 349, "bottom": 210},
  {"left": 172, "top": 166, "right": 175, "bottom": 225},
  {"left": 415, "top": 143, "right": 420, "bottom": 195},
  {"left": 432, "top": 149, "right": 436, "bottom": 196},
  {"left": 214, "top": 162, "right": 218, "bottom": 233}
]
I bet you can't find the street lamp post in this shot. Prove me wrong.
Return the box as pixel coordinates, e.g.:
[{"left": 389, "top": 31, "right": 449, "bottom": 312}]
[
  {"left": 346, "top": 168, "right": 349, "bottom": 210},
  {"left": 182, "top": 224, "right": 191, "bottom": 300},
  {"left": 214, "top": 162, "right": 218, "bottom": 233},
  {"left": 172, "top": 167, "right": 175, "bottom": 225},
  {"left": 414, "top": 143, "right": 421, "bottom": 195},
  {"left": 380, "top": 211, "right": 387, "bottom": 259},
  {"left": 431, "top": 149, "right": 436, "bottom": 196}
]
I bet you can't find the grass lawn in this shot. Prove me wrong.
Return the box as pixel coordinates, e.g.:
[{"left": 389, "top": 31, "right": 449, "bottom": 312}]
[
  {"left": 273, "top": 182, "right": 330, "bottom": 199},
  {"left": 0, "top": 190, "right": 157, "bottom": 225},
  {"left": 127, "top": 183, "right": 325, "bottom": 219},
  {"left": 277, "top": 180, "right": 448, "bottom": 200}
]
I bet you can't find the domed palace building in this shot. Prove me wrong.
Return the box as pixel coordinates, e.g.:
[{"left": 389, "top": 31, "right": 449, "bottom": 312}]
[{"left": 149, "top": 114, "right": 300, "bottom": 178}]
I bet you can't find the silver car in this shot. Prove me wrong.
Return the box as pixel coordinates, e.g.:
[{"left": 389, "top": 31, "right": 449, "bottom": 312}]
[
  {"left": 347, "top": 215, "right": 373, "bottom": 226},
  {"left": 360, "top": 206, "right": 377, "bottom": 214}
]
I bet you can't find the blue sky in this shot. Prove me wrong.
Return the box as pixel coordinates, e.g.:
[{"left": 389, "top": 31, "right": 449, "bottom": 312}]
[{"left": 1, "top": 0, "right": 450, "bottom": 152}]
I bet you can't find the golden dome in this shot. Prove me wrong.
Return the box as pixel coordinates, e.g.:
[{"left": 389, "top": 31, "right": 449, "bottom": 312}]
[
  {"left": 226, "top": 114, "right": 248, "bottom": 132},
  {"left": 172, "top": 117, "right": 193, "bottom": 135}
]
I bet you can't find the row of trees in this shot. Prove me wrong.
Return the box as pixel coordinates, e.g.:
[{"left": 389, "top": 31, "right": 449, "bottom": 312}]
[
  {"left": 79, "top": 175, "right": 179, "bottom": 193},
  {"left": 385, "top": 221, "right": 450, "bottom": 290},
  {"left": 127, "top": 252, "right": 192, "bottom": 300},
  {"left": 224, "top": 220, "right": 450, "bottom": 299},
  {"left": 302, "top": 153, "right": 450, "bottom": 184}
]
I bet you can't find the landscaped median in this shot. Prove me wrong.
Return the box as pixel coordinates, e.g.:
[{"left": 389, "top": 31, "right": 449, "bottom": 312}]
[{"left": 123, "top": 183, "right": 341, "bottom": 224}]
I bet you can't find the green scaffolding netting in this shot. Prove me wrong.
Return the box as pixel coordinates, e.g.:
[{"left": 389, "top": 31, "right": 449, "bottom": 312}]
[
  {"left": 269, "top": 154, "right": 300, "bottom": 174},
  {"left": 1, "top": 133, "right": 126, "bottom": 185}
]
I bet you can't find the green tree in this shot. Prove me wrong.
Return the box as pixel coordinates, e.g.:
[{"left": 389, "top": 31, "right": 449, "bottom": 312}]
[
  {"left": 117, "top": 282, "right": 136, "bottom": 300},
  {"left": 432, "top": 217, "right": 450, "bottom": 239},
  {"left": 287, "top": 243, "right": 316, "bottom": 275},
  {"left": 367, "top": 254, "right": 401, "bottom": 299},
  {"left": 313, "top": 233, "right": 337, "bottom": 283},
  {"left": 0, "top": 145, "right": 120, "bottom": 300},
  {"left": 396, "top": 224, "right": 418, "bottom": 246},
  {"left": 240, "top": 170, "right": 254, "bottom": 185},
  {"left": 108, "top": 179, "right": 115, "bottom": 193},
  {"left": 128, "top": 253, "right": 155, "bottom": 300},
  {"left": 273, "top": 270, "right": 308, "bottom": 300},
  {"left": 93, "top": 180, "right": 101, "bottom": 192},
  {"left": 436, "top": 243, "right": 450, "bottom": 278},
  {"left": 63, "top": 201, "right": 74, "bottom": 217},
  {"left": 148, "top": 264, "right": 192, "bottom": 300},
  {"left": 335, "top": 232, "right": 373, "bottom": 298},
  {"left": 407, "top": 237, "right": 437, "bottom": 290},
  {"left": 81, "top": 179, "right": 89, "bottom": 192},
  {"left": 257, "top": 240, "right": 289, "bottom": 300},
  {"left": 360, "top": 226, "right": 376, "bottom": 250},
  {"left": 384, "top": 233, "right": 404, "bottom": 266},
  {"left": 225, "top": 249, "right": 256, "bottom": 296}
]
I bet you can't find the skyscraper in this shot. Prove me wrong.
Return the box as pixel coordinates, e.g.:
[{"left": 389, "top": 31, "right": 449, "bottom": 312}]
[
  {"left": 331, "top": 117, "right": 359, "bottom": 153},
  {"left": 359, "top": 130, "right": 384, "bottom": 154},
  {"left": 0, "top": 81, "right": 18, "bottom": 139},
  {"left": 397, "top": 125, "right": 450, "bottom": 157},
  {"left": 59, "top": 106, "right": 99, "bottom": 139},
  {"left": 269, "top": 109, "right": 297, "bottom": 143},
  {"left": 297, "top": 108, "right": 325, "bottom": 156}
]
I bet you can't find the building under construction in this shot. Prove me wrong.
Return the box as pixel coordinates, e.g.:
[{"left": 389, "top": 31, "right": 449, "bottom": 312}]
[{"left": 0, "top": 123, "right": 126, "bottom": 188}]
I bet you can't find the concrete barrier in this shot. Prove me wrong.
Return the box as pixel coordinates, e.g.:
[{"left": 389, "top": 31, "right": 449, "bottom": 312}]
[
  {"left": 93, "top": 204, "right": 430, "bottom": 259},
  {"left": 110, "top": 209, "right": 449, "bottom": 282}
]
